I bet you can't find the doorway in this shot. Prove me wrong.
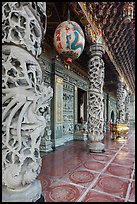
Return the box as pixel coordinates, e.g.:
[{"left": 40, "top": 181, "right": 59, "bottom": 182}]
[
  {"left": 77, "top": 88, "right": 87, "bottom": 123},
  {"left": 110, "top": 110, "right": 114, "bottom": 123}
]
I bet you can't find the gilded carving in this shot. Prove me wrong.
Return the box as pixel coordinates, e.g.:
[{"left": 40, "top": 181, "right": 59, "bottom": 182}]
[
  {"left": 56, "top": 77, "right": 63, "bottom": 123},
  {"left": 56, "top": 77, "right": 63, "bottom": 84}
]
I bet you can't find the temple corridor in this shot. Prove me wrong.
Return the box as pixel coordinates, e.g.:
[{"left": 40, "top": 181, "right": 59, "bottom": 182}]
[
  {"left": 2, "top": 2, "right": 135, "bottom": 202},
  {"left": 38, "top": 128, "right": 135, "bottom": 202}
]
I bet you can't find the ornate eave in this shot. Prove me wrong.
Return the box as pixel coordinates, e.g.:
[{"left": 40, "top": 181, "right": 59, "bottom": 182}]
[{"left": 69, "top": 2, "right": 135, "bottom": 95}]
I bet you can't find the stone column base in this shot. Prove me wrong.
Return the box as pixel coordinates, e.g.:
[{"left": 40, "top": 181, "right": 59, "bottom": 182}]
[
  {"left": 2, "top": 179, "right": 42, "bottom": 202},
  {"left": 73, "top": 132, "right": 88, "bottom": 141},
  {"left": 88, "top": 141, "right": 105, "bottom": 153},
  {"left": 36, "top": 194, "right": 45, "bottom": 202}
]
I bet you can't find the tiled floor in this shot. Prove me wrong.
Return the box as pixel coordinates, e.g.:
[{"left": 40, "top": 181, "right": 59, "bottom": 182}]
[{"left": 38, "top": 128, "right": 135, "bottom": 202}]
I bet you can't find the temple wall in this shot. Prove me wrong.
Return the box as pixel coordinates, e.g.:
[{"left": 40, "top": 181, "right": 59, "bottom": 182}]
[
  {"left": 38, "top": 49, "right": 134, "bottom": 152},
  {"left": 38, "top": 52, "right": 89, "bottom": 151}
]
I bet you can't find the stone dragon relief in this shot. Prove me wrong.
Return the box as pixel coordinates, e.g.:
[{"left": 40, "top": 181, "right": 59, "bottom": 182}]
[
  {"left": 87, "top": 44, "right": 105, "bottom": 152},
  {"left": 2, "top": 2, "right": 53, "bottom": 192},
  {"left": 63, "top": 92, "right": 74, "bottom": 135},
  {"left": 116, "top": 82, "right": 126, "bottom": 123},
  {"left": 2, "top": 2, "right": 46, "bottom": 57},
  {"left": 125, "top": 91, "right": 130, "bottom": 125},
  {"left": 88, "top": 56, "right": 104, "bottom": 141}
]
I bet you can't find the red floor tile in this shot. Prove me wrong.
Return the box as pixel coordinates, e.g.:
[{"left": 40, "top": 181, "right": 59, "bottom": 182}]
[
  {"left": 133, "top": 172, "right": 135, "bottom": 180},
  {"left": 92, "top": 174, "right": 129, "bottom": 198},
  {"left": 117, "top": 150, "right": 135, "bottom": 159},
  {"left": 43, "top": 182, "right": 86, "bottom": 202},
  {"left": 38, "top": 129, "right": 135, "bottom": 202},
  {"left": 43, "top": 164, "right": 70, "bottom": 177},
  {"left": 90, "top": 154, "right": 112, "bottom": 163},
  {"left": 104, "top": 149, "right": 117, "bottom": 156},
  {"left": 81, "top": 189, "right": 124, "bottom": 202},
  {"left": 83, "top": 160, "right": 106, "bottom": 172},
  {"left": 103, "top": 163, "right": 133, "bottom": 179},
  {"left": 128, "top": 181, "right": 135, "bottom": 201},
  {"left": 121, "top": 146, "right": 135, "bottom": 154},
  {"left": 112, "top": 155, "right": 135, "bottom": 167},
  {"left": 59, "top": 169, "right": 98, "bottom": 188},
  {"left": 37, "top": 174, "right": 52, "bottom": 189},
  {"left": 64, "top": 156, "right": 83, "bottom": 168}
]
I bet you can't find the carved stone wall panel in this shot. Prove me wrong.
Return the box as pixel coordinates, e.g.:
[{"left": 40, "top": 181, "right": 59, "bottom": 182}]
[
  {"left": 63, "top": 82, "right": 74, "bottom": 136},
  {"left": 53, "top": 76, "right": 63, "bottom": 143},
  {"left": 74, "top": 86, "right": 78, "bottom": 123},
  {"left": 38, "top": 54, "right": 52, "bottom": 74},
  {"left": 37, "top": 54, "right": 53, "bottom": 152}
]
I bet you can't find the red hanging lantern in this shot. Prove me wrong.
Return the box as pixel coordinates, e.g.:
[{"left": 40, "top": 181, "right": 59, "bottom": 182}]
[{"left": 53, "top": 20, "right": 85, "bottom": 64}]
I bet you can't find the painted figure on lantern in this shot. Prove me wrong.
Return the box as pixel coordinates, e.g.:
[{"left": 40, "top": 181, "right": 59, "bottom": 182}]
[{"left": 53, "top": 20, "right": 85, "bottom": 64}]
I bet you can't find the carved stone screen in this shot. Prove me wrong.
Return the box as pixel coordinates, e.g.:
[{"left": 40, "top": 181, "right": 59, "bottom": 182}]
[
  {"left": 63, "top": 82, "right": 74, "bottom": 139},
  {"left": 54, "top": 76, "right": 63, "bottom": 143}
]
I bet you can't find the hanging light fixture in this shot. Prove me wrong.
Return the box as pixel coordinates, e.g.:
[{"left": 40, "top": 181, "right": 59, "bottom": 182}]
[
  {"left": 122, "top": 2, "right": 134, "bottom": 24},
  {"left": 53, "top": 8, "right": 85, "bottom": 64}
]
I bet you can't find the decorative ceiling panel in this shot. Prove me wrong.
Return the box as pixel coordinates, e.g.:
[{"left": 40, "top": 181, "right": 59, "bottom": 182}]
[
  {"left": 44, "top": 2, "right": 135, "bottom": 95},
  {"left": 69, "top": 2, "right": 135, "bottom": 95}
]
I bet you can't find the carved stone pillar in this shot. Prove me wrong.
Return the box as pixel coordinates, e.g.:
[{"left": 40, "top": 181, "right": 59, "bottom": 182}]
[
  {"left": 87, "top": 43, "right": 105, "bottom": 153},
  {"left": 2, "top": 2, "right": 53, "bottom": 202},
  {"left": 125, "top": 89, "right": 130, "bottom": 125},
  {"left": 116, "top": 81, "right": 126, "bottom": 123},
  {"left": 129, "top": 95, "right": 135, "bottom": 126}
]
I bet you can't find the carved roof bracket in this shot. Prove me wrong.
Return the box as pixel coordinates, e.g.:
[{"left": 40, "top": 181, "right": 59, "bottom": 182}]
[{"left": 69, "top": 2, "right": 134, "bottom": 95}]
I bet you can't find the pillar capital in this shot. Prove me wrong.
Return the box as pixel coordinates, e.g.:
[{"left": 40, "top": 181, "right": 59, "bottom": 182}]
[{"left": 88, "top": 43, "right": 105, "bottom": 58}]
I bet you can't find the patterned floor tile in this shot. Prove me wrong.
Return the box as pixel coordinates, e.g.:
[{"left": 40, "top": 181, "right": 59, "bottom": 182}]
[
  {"left": 39, "top": 161, "right": 71, "bottom": 182},
  {"left": 81, "top": 189, "right": 124, "bottom": 202},
  {"left": 60, "top": 169, "right": 98, "bottom": 188},
  {"left": 38, "top": 129, "right": 135, "bottom": 202},
  {"left": 112, "top": 155, "right": 135, "bottom": 167},
  {"left": 83, "top": 160, "right": 106, "bottom": 172},
  {"left": 37, "top": 174, "right": 53, "bottom": 190},
  {"left": 92, "top": 174, "right": 129, "bottom": 198},
  {"left": 128, "top": 181, "right": 135, "bottom": 201},
  {"left": 103, "top": 163, "right": 133, "bottom": 179},
  {"left": 43, "top": 182, "right": 86, "bottom": 202},
  {"left": 117, "top": 150, "right": 135, "bottom": 160},
  {"left": 133, "top": 171, "right": 135, "bottom": 180},
  {"left": 89, "top": 154, "right": 112, "bottom": 163}
]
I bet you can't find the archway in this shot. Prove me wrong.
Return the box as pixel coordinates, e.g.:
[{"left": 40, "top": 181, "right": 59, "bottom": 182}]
[
  {"left": 78, "top": 88, "right": 87, "bottom": 123},
  {"left": 111, "top": 110, "right": 114, "bottom": 122}
]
